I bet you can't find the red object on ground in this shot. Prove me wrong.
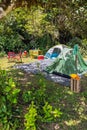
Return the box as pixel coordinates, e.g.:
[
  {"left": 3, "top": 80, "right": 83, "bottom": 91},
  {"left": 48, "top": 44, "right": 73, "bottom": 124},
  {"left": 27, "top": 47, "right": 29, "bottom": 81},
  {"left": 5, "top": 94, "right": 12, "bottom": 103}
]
[
  {"left": 24, "top": 51, "right": 27, "bottom": 56},
  {"left": 7, "top": 52, "right": 15, "bottom": 60},
  {"left": 38, "top": 55, "right": 44, "bottom": 60},
  {"left": 7, "top": 52, "right": 22, "bottom": 62},
  {"left": 22, "top": 50, "right": 27, "bottom": 57}
]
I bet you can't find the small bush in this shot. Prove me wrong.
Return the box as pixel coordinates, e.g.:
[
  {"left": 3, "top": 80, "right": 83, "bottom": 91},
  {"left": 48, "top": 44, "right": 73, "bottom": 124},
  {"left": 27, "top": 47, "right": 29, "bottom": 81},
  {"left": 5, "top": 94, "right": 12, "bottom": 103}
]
[
  {"left": 0, "top": 69, "right": 20, "bottom": 129},
  {"left": 0, "top": 51, "right": 6, "bottom": 57},
  {"left": 80, "top": 39, "right": 87, "bottom": 56},
  {"left": 24, "top": 101, "right": 37, "bottom": 130},
  {"left": 24, "top": 77, "right": 62, "bottom": 130},
  {"left": 67, "top": 37, "right": 81, "bottom": 47}
]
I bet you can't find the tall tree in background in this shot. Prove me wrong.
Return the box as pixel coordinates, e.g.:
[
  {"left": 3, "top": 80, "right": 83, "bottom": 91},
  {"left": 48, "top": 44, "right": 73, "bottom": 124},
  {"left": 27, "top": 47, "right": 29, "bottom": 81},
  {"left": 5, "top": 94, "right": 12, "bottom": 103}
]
[{"left": 0, "top": 0, "right": 87, "bottom": 44}]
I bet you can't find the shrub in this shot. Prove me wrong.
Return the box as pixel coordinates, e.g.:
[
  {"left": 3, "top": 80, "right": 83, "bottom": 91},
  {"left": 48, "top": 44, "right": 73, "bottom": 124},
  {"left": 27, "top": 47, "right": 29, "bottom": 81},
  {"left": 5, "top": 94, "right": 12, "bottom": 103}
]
[
  {"left": 22, "top": 90, "right": 33, "bottom": 103},
  {"left": 80, "top": 39, "right": 87, "bottom": 56},
  {"left": 67, "top": 37, "right": 81, "bottom": 47},
  {"left": 0, "top": 51, "right": 6, "bottom": 57},
  {"left": 0, "top": 69, "right": 20, "bottom": 129},
  {"left": 24, "top": 101, "right": 37, "bottom": 130},
  {"left": 24, "top": 77, "right": 62, "bottom": 130},
  {"left": 41, "top": 102, "right": 62, "bottom": 122}
]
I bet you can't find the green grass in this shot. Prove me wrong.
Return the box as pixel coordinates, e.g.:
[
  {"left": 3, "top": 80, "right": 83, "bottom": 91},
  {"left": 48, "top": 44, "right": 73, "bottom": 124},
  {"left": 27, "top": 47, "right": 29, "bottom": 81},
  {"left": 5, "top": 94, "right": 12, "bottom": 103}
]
[
  {"left": 10, "top": 69, "right": 87, "bottom": 130},
  {"left": 0, "top": 56, "right": 36, "bottom": 70},
  {"left": 0, "top": 57, "right": 87, "bottom": 130}
]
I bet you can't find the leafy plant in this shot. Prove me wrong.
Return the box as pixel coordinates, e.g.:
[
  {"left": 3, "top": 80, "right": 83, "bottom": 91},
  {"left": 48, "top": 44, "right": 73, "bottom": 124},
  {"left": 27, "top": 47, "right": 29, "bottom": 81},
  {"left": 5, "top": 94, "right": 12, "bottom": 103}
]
[
  {"left": 0, "top": 69, "right": 20, "bottom": 129},
  {"left": 22, "top": 90, "right": 33, "bottom": 103},
  {"left": 80, "top": 39, "right": 87, "bottom": 56},
  {"left": 0, "top": 51, "right": 6, "bottom": 57},
  {"left": 24, "top": 76, "right": 62, "bottom": 129},
  {"left": 24, "top": 101, "right": 37, "bottom": 130},
  {"left": 41, "top": 102, "right": 62, "bottom": 122},
  {"left": 42, "top": 101, "right": 53, "bottom": 122},
  {"left": 33, "top": 78, "right": 47, "bottom": 106},
  {"left": 67, "top": 37, "right": 81, "bottom": 48}
]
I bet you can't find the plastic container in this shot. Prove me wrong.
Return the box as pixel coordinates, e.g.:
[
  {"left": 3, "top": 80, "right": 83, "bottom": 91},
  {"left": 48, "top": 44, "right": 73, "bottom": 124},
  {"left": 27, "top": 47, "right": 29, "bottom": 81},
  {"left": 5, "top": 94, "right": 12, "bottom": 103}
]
[{"left": 38, "top": 55, "right": 44, "bottom": 60}]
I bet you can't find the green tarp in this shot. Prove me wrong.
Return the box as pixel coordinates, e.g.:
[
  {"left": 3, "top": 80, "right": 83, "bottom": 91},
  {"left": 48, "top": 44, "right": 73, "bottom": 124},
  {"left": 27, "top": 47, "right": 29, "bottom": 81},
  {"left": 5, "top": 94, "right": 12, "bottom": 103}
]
[{"left": 45, "top": 45, "right": 87, "bottom": 76}]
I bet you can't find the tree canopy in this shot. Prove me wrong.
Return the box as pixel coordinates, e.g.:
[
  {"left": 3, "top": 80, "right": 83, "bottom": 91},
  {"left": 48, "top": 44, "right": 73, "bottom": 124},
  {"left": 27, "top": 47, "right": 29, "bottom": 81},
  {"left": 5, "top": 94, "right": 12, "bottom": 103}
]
[{"left": 0, "top": 0, "right": 87, "bottom": 53}]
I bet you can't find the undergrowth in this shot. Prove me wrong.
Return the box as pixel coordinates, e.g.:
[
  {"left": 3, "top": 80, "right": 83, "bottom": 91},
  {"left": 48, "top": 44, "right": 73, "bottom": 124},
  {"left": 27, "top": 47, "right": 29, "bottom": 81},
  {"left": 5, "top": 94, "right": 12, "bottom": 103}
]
[{"left": 0, "top": 68, "right": 87, "bottom": 130}]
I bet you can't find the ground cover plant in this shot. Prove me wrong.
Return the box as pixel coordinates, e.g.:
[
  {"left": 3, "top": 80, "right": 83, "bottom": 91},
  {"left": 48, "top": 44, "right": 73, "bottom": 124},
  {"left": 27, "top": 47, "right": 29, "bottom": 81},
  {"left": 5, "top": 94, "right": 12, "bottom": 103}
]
[{"left": 0, "top": 57, "right": 87, "bottom": 130}]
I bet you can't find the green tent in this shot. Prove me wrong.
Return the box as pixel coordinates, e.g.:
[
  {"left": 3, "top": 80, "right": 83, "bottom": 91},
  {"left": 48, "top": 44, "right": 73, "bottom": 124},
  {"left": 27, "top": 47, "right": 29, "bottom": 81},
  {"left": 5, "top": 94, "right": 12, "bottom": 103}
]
[{"left": 45, "top": 45, "right": 87, "bottom": 76}]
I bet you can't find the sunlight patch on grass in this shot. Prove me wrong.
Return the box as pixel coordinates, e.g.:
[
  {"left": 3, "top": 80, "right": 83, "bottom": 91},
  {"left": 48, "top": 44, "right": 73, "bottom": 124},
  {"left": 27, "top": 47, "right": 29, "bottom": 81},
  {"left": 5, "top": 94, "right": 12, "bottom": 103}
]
[
  {"left": 80, "top": 96, "right": 86, "bottom": 102},
  {"left": 26, "top": 82, "right": 32, "bottom": 85},
  {"left": 18, "top": 71, "right": 24, "bottom": 76},
  {"left": 64, "top": 119, "right": 81, "bottom": 126},
  {"left": 84, "top": 73, "right": 87, "bottom": 76},
  {"left": 80, "top": 114, "right": 87, "bottom": 120},
  {"left": 19, "top": 77, "right": 27, "bottom": 81},
  {"left": 29, "top": 74, "right": 35, "bottom": 77},
  {"left": 0, "top": 57, "right": 37, "bottom": 70},
  {"left": 67, "top": 90, "right": 74, "bottom": 95}
]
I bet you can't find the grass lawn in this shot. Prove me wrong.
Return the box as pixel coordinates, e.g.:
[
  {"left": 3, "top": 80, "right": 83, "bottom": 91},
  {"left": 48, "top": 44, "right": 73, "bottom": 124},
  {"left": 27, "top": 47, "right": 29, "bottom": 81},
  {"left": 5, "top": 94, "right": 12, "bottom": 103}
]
[
  {"left": 0, "top": 56, "right": 87, "bottom": 130},
  {"left": 0, "top": 56, "right": 36, "bottom": 70}
]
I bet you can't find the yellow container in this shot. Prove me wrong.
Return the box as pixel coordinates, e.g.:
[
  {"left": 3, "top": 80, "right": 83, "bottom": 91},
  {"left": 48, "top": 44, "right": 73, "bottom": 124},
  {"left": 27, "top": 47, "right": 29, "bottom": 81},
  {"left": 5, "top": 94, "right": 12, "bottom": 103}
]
[{"left": 29, "top": 49, "right": 42, "bottom": 58}]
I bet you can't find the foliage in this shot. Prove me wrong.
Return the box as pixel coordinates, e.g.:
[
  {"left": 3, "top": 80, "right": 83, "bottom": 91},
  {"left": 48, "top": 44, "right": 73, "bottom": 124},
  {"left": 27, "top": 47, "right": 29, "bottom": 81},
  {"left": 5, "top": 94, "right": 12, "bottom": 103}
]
[
  {"left": 67, "top": 37, "right": 87, "bottom": 56},
  {"left": 0, "top": 51, "right": 6, "bottom": 57},
  {"left": 23, "top": 76, "right": 62, "bottom": 130},
  {"left": 0, "top": 0, "right": 87, "bottom": 53},
  {"left": 22, "top": 77, "right": 47, "bottom": 106},
  {"left": 67, "top": 37, "right": 81, "bottom": 47},
  {"left": 80, "top": 39, "right": 87, "bottom": 56},
  {"left": 24, "top": 100, "right": 62, "bottom": 130},
  {"left": 33, "top": 78, "right": 47, "bottom": 105},
  {"left": 24, "top": 101, "right": 37, "bottom": 130},
  {"left": 1, "top": 34, "right": 24, "bottom": 53},
  {"left": 0, "top": 6, "right": 55, "bottom": 52},
  {"left": 42, "top": 102, "right": 62, "bottom": 122},
  {"left": 0, "top": 69, "right": 20, "bottom": 129},
  {"left": 0, "top": 64, "right": 87, "bottom": 129},
  {"left": 22, "top": 90, "right": 33, "bottom": 103}
]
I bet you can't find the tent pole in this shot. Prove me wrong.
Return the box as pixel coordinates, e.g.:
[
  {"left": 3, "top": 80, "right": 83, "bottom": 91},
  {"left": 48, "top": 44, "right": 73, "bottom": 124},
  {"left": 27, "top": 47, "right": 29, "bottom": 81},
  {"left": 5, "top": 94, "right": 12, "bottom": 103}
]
[{"left": 75, "top": 54, "right": 78, "bottom": 74}]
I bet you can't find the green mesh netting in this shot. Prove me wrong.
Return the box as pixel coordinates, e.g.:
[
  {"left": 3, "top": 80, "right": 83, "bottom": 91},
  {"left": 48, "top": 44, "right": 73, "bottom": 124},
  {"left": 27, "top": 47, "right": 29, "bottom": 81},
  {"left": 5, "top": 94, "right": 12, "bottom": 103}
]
[{"left": 45, "top": 45, "right": 87, "bottom": 76}]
